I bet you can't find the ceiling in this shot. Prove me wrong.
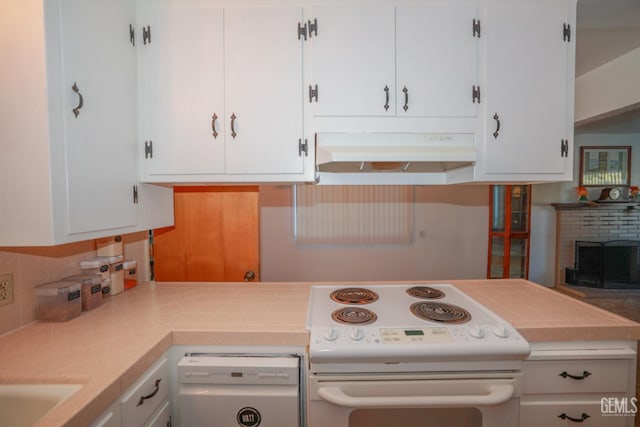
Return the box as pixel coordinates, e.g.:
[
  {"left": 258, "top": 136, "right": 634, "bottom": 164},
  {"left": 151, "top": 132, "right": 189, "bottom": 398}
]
[{"left": 574, "top": 0, "right": 640, "bottom": 134}]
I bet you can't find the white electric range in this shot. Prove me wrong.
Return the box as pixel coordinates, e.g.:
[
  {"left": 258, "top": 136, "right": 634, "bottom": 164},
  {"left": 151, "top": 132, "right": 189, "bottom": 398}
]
[
  {"left": 306, "top": 284, "right": 531, "bottom": 427},
  {"left": 306, "top": 283, "right": 530, "bottom": 371}
]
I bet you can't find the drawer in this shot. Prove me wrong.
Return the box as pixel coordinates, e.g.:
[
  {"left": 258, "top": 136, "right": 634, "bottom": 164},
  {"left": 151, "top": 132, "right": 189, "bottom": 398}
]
[
  {"left": 90, "top": 400, "right": 121, "bottom": 427},
  {"left": 144, "top": 400, "right": 171, "bottom": 427},
  {"left": 521, "top": 400, "right": 631, "bottom": 427},
  {"left": 121, "top": 357, "right": 169, "bottom": 427},
  {"left": 523, "top": 359, "right": 631, "bottom": 394}
]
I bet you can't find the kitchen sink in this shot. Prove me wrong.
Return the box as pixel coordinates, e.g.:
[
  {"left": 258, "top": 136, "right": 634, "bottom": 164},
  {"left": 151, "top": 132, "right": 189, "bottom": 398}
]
[{"left": 0, "top": 383, "right": 82, "bottom": 427}]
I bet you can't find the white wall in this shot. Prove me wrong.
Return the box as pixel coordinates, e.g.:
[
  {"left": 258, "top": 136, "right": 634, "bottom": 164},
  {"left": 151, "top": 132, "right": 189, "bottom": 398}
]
[
  {"left": 259, "top": 185, "right": 489, "bottom": 282},
  {"left": 529, "top": 133, "right": 640, "bottom": 286},
  {"left": 575, "top": 48, "right": 640, "bottom": 123}
]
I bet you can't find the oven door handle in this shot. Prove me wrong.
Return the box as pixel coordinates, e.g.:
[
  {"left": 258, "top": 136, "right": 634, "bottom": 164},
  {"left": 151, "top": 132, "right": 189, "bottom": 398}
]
[{"left": 317, "top": 383, "right": 515, "bottom": 408}]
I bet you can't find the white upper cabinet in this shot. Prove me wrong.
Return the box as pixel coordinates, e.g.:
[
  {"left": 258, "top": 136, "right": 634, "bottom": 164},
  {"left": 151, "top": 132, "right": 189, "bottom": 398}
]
[
  {"left": 138, "top": 3, "right": 226, "bottom": 176},
  {"left": 396, "top": 3, "right": 479, "bottom": 118},
  {"left": 309, "top": 3, "right": 479, "bottom": 119},
  {"left": 139, "top": 1, "right": 310, "bottom": 182},
  {"left": 224, "top": 7, "right": 305, "bottom": 175},
  {"left": 310, "top": 4, "right": 396, "bottom": 117},
  {"left": 59, "top": 0, "right": 138, "bottom": 234},
  {"left": 0, "top": 0, "right": 173, "bottom": 245},
  {"left": 476, "top": 0, "right": 575, "bottom": 181}
]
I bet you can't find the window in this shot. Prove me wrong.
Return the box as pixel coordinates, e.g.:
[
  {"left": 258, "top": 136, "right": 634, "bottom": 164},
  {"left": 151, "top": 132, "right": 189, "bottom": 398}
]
[{"left": 294, "top": 185, "right": 413, "bottom": 245}]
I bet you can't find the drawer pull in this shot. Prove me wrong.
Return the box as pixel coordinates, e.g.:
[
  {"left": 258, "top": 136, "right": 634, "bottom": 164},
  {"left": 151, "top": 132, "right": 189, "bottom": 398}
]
[
  {"left": 558, "top": 412, "right": 590, "bottom": 423},
  {"left": 137, "top": 378, "right": 161, "bottom": 407},
  {"left": 559, "top": 370, "right": 591, "bottom": 380}
]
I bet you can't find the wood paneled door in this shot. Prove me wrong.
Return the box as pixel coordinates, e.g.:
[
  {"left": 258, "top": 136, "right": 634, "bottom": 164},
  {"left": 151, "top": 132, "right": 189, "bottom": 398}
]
[{"left": 152, "top": 186, "right": 259, "bottom": 282}]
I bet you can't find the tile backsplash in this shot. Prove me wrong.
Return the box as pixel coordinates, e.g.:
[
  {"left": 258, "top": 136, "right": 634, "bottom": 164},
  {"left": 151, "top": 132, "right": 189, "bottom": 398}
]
[{"left": 0, "top": 232, "right": 148, "bottom": 336}]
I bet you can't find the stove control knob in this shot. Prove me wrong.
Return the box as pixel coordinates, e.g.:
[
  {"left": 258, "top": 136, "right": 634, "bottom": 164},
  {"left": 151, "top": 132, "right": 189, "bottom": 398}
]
[
  {"left": 349, "top": 327, "right": 364, "bottom": 341},
  {"left": 467, "top": 324, "right": 485, "bottom": 339},
  {"left": 492, "top": 324, "right": 510, "bottom": 338},
  {"left": 323, "top": 327, "right": 339, "bottom": 341}
]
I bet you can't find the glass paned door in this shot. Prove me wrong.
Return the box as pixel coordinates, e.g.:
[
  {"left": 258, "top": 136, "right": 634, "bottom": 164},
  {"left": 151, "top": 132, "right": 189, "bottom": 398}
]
[{"left": 488, "top": 185, "right": 531, "bottom": 279}]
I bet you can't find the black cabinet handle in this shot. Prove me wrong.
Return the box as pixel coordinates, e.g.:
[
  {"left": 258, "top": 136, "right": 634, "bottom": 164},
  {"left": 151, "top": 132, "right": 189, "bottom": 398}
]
[
  {"left": 72, "top": 82, "right": 83, "bottom": 118},
  {"left": 383, "top": 86, "right": 390, "bottom": 111},
  {"left": 559, "top": 370, "right": 591, "bottom": 380},
  {"left": 402, "top": 86, "right": 409, "bottom": 112},
  {"left": 558, "top": 413, "right": 590, "bottom": 423},
  {"left": 137, "top": 378, "right": 161, "bottom": 407},
  {"left": 211, "top": 113, "right": 218, "bottom": 139},
  {"left": 493, "top": 113, "right": 500, "bottom": 138},
  {"left": 230, "top": 113, "right": 237, "bottom": 139}
]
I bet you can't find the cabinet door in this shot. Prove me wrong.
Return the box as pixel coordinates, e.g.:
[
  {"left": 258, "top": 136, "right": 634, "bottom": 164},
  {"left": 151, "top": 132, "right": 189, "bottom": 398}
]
[
  {"left": 224, "top": 7, "right": 304, "bottom": 174},
  {"left": 310, "top": 4, "right": 395, "bottom": 116},
  {"left": 396, "top": 4, "right": 478, "bottom": 118},
  {"left": 138, "top": 0, "right": 225, "bottom": 176},
  {"left": 59, "top": 0, "right": 137, "bottom": 233},
  {"left": 483, "top": 1, "right": 572, "bottom": 175}
]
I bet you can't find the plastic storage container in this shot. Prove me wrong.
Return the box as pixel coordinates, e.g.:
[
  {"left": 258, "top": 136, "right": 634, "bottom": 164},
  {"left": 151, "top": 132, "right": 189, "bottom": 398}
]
[
  {"left": 101, "top": 278, "right": 112, "bottom": 297},
  {"left": 123, "top": 260, "right": 137, "bottom": 290},
  {"left": 80, "top": 257, "right": 110, "bottom": 281},
  {"left": 110, "top": 259, "right": 125, "bottom": 295},
  {"left": 34, "top": 280, "right": 82, "bottom": 322},
  {"left": 64, "top": 274, "right": 102, "bottom": 311}
]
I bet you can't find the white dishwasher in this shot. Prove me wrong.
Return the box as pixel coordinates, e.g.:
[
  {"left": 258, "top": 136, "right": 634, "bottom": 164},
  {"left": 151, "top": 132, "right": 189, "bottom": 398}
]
[{"left": 177, "top": 354, "right": 301, "bottom": 427}]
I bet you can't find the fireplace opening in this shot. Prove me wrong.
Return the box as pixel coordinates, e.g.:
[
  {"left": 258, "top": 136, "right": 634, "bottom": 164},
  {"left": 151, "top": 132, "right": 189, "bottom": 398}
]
[{"left": 566, "top": 240, "right": 640, "bottom": 289}]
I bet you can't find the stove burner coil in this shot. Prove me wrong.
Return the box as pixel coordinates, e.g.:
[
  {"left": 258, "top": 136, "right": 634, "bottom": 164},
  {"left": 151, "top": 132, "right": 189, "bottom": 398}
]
[
  {"left": 406, "top": 286, "right": 445, "bottom": 299},
  {"left": 410, "top": 302, "right": 471, "bottom": 324},
  {"left": 330, "top": 288, "right": 379, "bottom": 305},
  {"left": 331, "top": 307, "right": 378, "bottom": 325}
]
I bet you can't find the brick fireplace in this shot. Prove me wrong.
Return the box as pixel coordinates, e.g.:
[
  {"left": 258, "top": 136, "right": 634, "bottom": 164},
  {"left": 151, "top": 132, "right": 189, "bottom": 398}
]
[{"left": 554, "top": 203, "right": 640, "bottom": 287}]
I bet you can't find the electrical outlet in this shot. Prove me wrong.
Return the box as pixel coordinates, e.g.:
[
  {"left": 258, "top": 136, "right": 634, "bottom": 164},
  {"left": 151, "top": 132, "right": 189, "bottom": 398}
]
[{"left": 0, "top": 273, "right": 15, "bottom": 307}]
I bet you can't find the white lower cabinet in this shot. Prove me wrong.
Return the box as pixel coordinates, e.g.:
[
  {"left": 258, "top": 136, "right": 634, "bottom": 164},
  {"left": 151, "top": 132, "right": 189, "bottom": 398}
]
[
  {"left": 90, "top": 400, "right": 122, "bottom": 427},
  {"left": 144, "top": 400, "right": 171, "bottom": 427},
  {"left": 92, "top": 355, "right": 171, "bottom": 427},
  {"left": 521, "top": 342, "right": 637, "bottom": 427},
  {"left": 521, "top": 401, "right": 628, "bottom": 427},
  {"left": 121, "top": 357, "right": 170, "bottom": 427}
]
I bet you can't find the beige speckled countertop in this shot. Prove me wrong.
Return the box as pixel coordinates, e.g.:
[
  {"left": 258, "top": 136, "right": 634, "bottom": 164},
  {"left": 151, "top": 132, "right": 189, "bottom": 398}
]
[{"left": 1, "top": 279, "right": 639, "bottom": 427}]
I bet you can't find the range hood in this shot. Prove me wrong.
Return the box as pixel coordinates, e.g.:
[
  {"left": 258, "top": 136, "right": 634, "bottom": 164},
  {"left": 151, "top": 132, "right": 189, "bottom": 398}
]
[{"left": 315, "top": 133, "right": 476, "bottom": 185}]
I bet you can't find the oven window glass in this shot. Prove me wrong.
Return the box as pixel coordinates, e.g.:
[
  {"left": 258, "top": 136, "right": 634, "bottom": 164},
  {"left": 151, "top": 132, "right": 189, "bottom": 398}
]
[{"left": 349, "top": 408, "right": 482, "bottom": 427}]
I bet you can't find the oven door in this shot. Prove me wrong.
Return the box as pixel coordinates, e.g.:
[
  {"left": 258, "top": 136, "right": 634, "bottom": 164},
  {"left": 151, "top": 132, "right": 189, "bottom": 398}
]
[{"left": 308, "top": 374, "right": 521, "bottom": 427}]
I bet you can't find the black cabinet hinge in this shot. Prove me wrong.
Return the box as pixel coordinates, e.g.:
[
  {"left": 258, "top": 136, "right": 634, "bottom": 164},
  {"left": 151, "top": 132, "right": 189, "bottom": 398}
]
[
  {"left": 308, "top": 18, "right": 318, "bottom": 37},
  {"left": 309, "top": 84, "right": 318, "bottom": 103},
  {"left": 297, "top": 22, "right": 307, "bottom": 40},
  {"left": 133, "top": 185, "right": 139, "bottom": 204},
  {"left": 472, "top": 85, "right": 481, "bottom": 103},
  {"left": 144, "top": 140, "right": 153, "bottom": 159},
  {"left": 563, "top": 23, "right": 571, "bottom": 42},
  {"left": 298, "top": 139, "right": 309, "bottom": 157},
  {"left": 561, "top": 139, "right": 569, "bottom": 157},
  {"left": 142, "top": 25, "right": 151, "bottom": 45},
  {"left": 299, "top": 19, "right": 317, "bottom": 41},
  {"left": 473, "top": 19, "right": 481, "bottom": 38},
  {"left": 129, "top": 24, "right": 135, "bottom": 46}
]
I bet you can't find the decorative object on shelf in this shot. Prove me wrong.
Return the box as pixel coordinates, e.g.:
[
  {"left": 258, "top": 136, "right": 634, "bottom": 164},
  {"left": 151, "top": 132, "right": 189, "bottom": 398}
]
[
  {"left": 579, "top": 146, "right": 631, "bottom": 187},
  {"left": 629, "top": 186, "right": 639, "bottom": 201},
  {"left": 576, "top": 186, "right": 590, "bottom": 203},
  {"left": 598, "top": 187, "right": 623, "bottom": 201}
]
